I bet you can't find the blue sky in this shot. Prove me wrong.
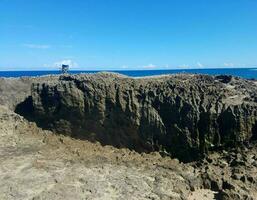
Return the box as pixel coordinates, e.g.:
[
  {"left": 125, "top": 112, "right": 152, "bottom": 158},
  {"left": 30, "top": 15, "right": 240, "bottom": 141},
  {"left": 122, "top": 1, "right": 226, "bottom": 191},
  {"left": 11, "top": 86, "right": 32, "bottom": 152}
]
[{"left": 1, "top": 0, "right": 257, "bottom": 70}]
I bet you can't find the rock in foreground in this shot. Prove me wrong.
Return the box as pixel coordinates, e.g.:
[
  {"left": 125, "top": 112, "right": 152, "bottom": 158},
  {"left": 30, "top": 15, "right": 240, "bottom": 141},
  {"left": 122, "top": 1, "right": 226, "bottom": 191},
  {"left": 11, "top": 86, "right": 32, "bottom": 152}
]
[
  {"left": 16, "top": 73, "right": 257, "bottom": 161},
  {"left": 1, "top": 105, "right": 257, "bottom": 200}
]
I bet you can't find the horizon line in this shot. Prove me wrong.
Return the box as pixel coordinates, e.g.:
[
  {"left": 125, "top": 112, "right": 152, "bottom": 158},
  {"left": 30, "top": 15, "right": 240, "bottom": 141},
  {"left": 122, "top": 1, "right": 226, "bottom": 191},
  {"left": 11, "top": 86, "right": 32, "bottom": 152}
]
[{"left": 0, "top": 66, "right": 257, "bottom": 72}]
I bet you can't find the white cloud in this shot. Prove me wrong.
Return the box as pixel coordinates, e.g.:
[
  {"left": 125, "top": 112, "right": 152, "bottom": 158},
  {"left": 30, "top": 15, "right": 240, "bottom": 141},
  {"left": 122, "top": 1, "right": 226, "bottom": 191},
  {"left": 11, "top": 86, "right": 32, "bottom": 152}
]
[
  {"left": 121, "top": 65, "right": 129, "bottom": 69},
  {"left": 54, "top": 60, "right": 78, "bottom": 69},
  {"left": 142, "top": 64, "right": 158, "bottom": 69},
  {"left": 197, "top": 62, "right": 204, "bottom": 68},
  {"left": 23, "top": 43, "right": 51, "bottom": 49},
  {"left": 177, "top": 64, "right": 191, "bottom": 69},
  {"left": 164, "top": 64, "right": 170, "bottom": 69},
  {"left": 23, "top": 44, "right": 73, "bottom": 49},
  {"left": 224, "top": 62, "right": 234, "bottom": 67}
]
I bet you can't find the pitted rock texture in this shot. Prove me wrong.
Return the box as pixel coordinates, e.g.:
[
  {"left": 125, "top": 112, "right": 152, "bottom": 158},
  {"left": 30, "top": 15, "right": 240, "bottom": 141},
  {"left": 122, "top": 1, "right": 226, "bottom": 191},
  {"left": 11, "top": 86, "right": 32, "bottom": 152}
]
[
  {"left": 0, "top": 76, "right": 59, "bottom": 110},
  {"left": 17, "top": 73, "right": 257, "bottom": 161},
  {"left": 1, "top": 105, "right": 257, "bottom": 200}
]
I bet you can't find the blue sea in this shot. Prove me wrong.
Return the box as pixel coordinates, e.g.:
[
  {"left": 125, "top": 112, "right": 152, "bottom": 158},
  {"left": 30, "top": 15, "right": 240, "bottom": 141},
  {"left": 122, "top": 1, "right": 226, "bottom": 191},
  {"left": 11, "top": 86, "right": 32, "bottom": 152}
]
[{"left": 0, "top": 68, "right": 257, "bottom": 80}]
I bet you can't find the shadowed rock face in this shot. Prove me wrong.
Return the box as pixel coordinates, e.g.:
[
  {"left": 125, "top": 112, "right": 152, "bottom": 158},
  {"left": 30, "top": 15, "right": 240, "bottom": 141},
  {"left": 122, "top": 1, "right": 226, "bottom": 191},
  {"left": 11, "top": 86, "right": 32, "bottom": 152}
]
[{"left": 17, "top": 73, "right": 257, "bottom": 161}]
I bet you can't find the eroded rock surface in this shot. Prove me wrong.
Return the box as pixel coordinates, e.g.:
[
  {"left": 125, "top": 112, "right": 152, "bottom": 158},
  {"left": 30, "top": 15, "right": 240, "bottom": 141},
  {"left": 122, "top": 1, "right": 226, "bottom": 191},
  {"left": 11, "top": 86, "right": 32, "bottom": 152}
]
[
  {"left": 1, "top": 106, "right": 257, "bottom": 200},
  {"left": 0, "top": 76, "right": 59, "bottom": 110},
  {"left": 1, "top": 73, "right": 257, "bottom": 199},
  {"left": 16, "top": 73, "right": 257, "bottom": 161}
]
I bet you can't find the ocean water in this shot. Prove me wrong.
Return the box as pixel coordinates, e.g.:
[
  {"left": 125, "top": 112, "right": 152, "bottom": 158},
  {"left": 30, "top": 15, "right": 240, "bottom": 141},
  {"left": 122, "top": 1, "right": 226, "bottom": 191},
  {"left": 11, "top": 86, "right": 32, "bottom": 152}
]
[{"left": 0, "top": 68, "right": 257, "bottom": 79}]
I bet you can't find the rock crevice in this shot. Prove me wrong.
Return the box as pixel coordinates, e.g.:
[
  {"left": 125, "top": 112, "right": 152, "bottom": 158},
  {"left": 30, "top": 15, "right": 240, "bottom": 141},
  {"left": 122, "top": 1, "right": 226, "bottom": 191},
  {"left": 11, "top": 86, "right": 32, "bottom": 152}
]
[{"left": 15, "top": 73, "right": 257, "bottom": 161}]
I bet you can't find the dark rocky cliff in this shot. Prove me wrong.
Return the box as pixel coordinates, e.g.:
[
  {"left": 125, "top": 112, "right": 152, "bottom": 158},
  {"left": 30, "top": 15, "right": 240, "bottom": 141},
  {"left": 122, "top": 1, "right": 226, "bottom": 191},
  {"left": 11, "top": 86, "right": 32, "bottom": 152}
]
[{"left": 17, "top": 73, "right": 257, "bottom": 161}]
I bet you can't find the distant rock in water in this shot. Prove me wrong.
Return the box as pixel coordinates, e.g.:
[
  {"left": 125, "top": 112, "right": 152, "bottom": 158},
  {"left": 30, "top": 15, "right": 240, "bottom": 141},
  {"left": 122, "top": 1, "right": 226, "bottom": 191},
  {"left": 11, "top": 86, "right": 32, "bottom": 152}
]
[{"left": 15, "top": 73, "right": 257, "bottom": 161}]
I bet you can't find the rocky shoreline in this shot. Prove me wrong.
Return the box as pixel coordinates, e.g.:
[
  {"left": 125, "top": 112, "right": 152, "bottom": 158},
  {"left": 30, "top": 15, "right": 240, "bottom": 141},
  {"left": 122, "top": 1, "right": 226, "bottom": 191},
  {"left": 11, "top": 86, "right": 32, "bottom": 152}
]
[
  {"left": 13, "top": 73, "right": 257, "bottom": 161},
  {"left": 0, "top": 73, "right": 257, "bottom": 199}
]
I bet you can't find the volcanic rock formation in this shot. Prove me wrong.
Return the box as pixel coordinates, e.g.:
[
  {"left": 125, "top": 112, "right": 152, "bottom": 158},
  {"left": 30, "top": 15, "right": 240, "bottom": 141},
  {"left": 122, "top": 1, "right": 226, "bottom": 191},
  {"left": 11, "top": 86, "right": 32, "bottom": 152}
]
[{"left": 15, "top": 73, "right": 257, "bottom": 161}]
